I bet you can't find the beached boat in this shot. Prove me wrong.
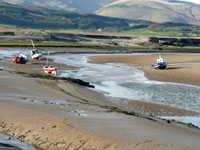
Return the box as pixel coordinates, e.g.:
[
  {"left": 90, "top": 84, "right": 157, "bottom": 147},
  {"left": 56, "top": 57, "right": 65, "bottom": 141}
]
[
  {"left": 30, "top": 40, "right": 42, "bottom": 59},
  {"left": 12, "top": 54, "right": 28, "bottom": 64},
  {"left": 152, "top": 55, "right": 167, "bottom": 69},
  {"left": 43, "top": 52, "right": 57, "bottom": 75}
]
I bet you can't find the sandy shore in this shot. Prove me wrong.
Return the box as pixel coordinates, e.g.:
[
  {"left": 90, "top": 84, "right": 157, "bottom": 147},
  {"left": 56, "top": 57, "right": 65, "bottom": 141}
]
[
  {"left": 0, "top": 51, "right": 200, "bottom": 150},
  {"left": 89, "top": 53, "right": 200, "bottom": 86}
]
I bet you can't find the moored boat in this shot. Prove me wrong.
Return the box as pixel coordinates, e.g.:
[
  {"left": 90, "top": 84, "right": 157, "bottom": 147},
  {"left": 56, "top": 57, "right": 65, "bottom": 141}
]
[
  {"left": 31, "top": 40, "right": 42, "bottom": 59},
  {"left": 43, "top": 52, "right": 57, "bottom": 75},
  {"left": 43, "top": 65, "right": 57, "bottom": 75},
  {"left": 12, "top": 54, "right": 28, "bottom": 64},
  {"left": 152, "top": 55, "right": 167, "bottom": 69}
]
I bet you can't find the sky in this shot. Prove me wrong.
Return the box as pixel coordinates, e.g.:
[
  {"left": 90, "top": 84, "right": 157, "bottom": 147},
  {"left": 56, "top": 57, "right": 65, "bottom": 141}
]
[{"left": 180, "top": 0, "right": 200, "bottom": 4}]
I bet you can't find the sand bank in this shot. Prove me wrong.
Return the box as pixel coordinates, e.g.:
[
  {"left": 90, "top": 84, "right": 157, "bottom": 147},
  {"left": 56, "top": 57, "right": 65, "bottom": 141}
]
[
  {"left": 0, "top": 52, "right": 200, "bottom": 150},
  {"left": 89, "top": 53, "right": 200, "bottom": 86}
]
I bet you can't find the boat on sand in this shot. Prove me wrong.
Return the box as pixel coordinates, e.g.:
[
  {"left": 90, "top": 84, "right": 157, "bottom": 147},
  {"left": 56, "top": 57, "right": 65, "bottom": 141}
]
[
  {"left": 30, "top": 40, "right": 42, "bottom": 60},
  {"left": 43, "top": 52, "right": 57, "bottom": 75},
  {"left": 152, "top": 55, "right": 167, "bottom": 69},
  {"left": 12, "top": 54, "right": 28, "bottom": 64}
]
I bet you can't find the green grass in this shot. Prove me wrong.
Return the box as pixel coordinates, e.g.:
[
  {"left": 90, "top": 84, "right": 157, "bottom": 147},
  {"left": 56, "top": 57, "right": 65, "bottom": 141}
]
[
  {"left": 0, "top": 24, "right": 17, "bottom": 28},
  {"left": 122, "top": 28, "right": 197, "bottom": 37},
  {"left": 60, "top": 29, "right": 83, "bottom": 32},
  {"left": 0, "top": 42, "right": 121, "bottom": 49}
]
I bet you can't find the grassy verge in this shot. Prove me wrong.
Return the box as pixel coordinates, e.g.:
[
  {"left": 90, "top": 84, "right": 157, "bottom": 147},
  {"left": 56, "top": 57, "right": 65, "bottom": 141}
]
[
  {"left": 122, "top": 28, "right": 198, "bottom": 37},
  {"left": 0, "top": 24, "right": 17, "bottom": 28},
  {"left": 0, "top": 42, "right": 144, "bottom": 49},
  {"left": 0, "top": 42, "right": 103, "bottom": 47},
  {"left": 0, "top": 42, "right": 200, "bottom": 52}
]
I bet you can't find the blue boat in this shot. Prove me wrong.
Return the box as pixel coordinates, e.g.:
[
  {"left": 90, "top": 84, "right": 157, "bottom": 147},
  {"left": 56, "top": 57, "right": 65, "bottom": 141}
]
[{"left": 152, "top": 56, "right": 167, "bottom": 69}]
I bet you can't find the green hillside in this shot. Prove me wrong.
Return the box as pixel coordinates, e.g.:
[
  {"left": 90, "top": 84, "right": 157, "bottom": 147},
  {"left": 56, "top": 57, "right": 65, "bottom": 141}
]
[
  {"left": 0, "top": 2, "right": 136, "bottom": 31},
  {"left": 0, "top": 2, "right": 200, "bottom": 37}
]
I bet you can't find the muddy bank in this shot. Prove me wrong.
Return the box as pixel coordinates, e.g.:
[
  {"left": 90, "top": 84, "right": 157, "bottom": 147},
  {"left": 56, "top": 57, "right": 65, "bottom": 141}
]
[
  {"left": 15, "top": 71, "right": 95, "bottom": 88},
  {"left": 0, "top": 50, "right": 200, "bottom": 150}
]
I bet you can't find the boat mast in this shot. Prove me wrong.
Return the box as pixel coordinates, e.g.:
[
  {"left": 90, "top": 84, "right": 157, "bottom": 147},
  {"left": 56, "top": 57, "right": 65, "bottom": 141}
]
[
  {"left": 31, "top": 40, "right": 35, "bottom": 50},
  {"left": 46, "top": 52, "right": 49, "bottom": 67}
]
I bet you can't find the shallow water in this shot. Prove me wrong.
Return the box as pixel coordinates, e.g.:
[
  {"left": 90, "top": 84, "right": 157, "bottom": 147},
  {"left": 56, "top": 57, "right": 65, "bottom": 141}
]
[
  {"left": 52, "top": 53, "right": 200, "bottom": 127},
  {"left": 0, "top": 133, "right": 36, "bottom": 150},
  {"left": 1, "top": 50, "right": 200, "bottom": 127},
  {"left": 0, "top": 49, "right": 30, "bottom": 59},
  {"left": 160, "top": 116, "right": 200, "bottom": 128},
  {"left": 53, "top": 54, "right": 200, "bottom": 110}
]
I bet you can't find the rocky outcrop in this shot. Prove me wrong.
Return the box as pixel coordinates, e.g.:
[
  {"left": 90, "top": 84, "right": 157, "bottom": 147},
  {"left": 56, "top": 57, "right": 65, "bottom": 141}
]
[
  {"left": 0, "top": 32, "right": 15, "bottom": 36},
  {"left": 149, "top": 37, "right": 200, "bottom": 46}
]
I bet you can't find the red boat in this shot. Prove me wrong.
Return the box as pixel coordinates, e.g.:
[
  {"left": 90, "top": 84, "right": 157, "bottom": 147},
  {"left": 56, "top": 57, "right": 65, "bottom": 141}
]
[
  {"left": 43, "top": 66, "right": 57, "bottom": 75},
  {"left": 43, "top": 52, "right": 57, "bottom": 75},
  {"left": 12, "top": 54, "right": 28, "bottom": 64}
]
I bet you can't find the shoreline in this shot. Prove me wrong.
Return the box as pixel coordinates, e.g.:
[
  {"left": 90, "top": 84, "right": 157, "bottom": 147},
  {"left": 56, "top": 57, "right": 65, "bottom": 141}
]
[
  {"left": 88, "top": 53, "right": 200, "bottom": 86},
  {"left": 88, "top": 53, "right": 200, "bottom": 121},
  {"left": 0, "top": 49, "right": 200, "bottom": 150}
]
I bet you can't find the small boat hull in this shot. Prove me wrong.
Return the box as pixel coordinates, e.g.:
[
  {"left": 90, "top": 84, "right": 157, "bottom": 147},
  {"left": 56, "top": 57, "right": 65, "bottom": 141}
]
[
  {"left": 152, "top": 62, "right": 167, "bottom": 69},
  {"left": 31, "top": 53, "right": 42, "bottom": 59},
  {"left": 43, "top": 66, "right": 57, "bottom": 75},
  {"left": 152, "top": 56, "right": 167, "bottom": 70},
  {"left": 12, "top": 54, "right": 28, "bottom": 64},
  {"left": 31, "top": 49, "right": 42, "bottom": 60}
]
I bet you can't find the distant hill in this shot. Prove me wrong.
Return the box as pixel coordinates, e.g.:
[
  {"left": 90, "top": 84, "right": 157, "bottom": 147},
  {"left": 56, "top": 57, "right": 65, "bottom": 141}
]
[
  {"left": 0, "top": 2, "right": 150, "bottom": 31},
  {"left": 0, "top": 2, "right": 200, "bottom": 37},
  {"left": 0, "top": 0, "right": 117, "bottom": 13},
  {"left": 96, "top": 0, "right": 200, "bottom": 25}
]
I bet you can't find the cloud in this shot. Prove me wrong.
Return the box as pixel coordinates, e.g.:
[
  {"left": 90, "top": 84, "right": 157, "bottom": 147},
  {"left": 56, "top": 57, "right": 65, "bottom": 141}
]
[{"left": 179, "top": 0, "right": 200, "bottom": 4}]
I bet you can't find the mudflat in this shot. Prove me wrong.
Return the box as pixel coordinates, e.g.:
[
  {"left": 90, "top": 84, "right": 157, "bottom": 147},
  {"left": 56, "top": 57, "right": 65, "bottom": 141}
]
[
  {"left": 89, "top": 53, "right": 200, "bottom": 86},
  {"left": 0, "top": 51, "right": 200, "bottom": 150}
]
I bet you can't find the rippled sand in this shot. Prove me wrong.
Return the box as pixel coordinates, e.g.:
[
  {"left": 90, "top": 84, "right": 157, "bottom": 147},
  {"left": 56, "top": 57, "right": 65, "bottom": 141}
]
[{"left": 0, "top": 51, "right": 200, "bottom": 150}]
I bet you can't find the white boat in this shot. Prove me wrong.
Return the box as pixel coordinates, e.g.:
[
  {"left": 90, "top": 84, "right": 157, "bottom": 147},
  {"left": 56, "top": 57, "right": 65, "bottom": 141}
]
[
  {"left": 152, "top": 55, "right": 167, "bottom": 69},
  {"left": 31, "top": 40, "right": 42, "bottom": 59},
  {"left": 43, "top": 52, "right": 57, "bottom": 75}
]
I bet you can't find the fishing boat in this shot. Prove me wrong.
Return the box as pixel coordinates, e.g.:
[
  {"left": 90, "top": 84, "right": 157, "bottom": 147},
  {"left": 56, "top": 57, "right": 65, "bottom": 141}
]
[
  {"left": 31, "top": 40, "right": 42, "bottom": 59},
  {"left": 152, "top": 55, "right": 167, "bottom": 69},
  {"left": 43, "top": 52, "right": 57, "bottom": 75},
  {"left": 12, "top": 54, "right": 28, "bottom": 64}
]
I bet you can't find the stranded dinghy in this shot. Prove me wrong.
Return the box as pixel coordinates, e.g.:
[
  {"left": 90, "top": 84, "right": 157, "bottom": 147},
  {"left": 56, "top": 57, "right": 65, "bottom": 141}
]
[
  {"left": 12, "top": 54, "right": 28, "bottom": 64},
  {"left": 43, "top": 52, "right": 57, "bottom": 75},
  {"left": 31, "top": 40, "right": 42, "bottom": 60},
  {"left": 152, "top": 55, "right": 167, "bottom": 69}
]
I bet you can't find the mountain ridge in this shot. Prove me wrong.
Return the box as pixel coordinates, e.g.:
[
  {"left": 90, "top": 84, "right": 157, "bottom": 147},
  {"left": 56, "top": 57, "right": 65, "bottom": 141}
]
[
  {"left": 96, "top": 0, "right": 200, "bottom": 25},
  {"left": 0, "top": 2, "right": 148, "bottom": 31},
  {"left": 0, "top": 0, "right": 117, "bottom": 13}
]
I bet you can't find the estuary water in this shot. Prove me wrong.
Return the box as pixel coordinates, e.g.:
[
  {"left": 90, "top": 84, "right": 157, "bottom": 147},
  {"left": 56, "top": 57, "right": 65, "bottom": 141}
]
[
  {"left": 52, "top": 53, "right": 200, "bottom": 127},
  {"left": 0, "top": 50, "right": 199, "bottom": 127},
  {"left": 0, "top": 133, "right": 36, "bottom": 150}
]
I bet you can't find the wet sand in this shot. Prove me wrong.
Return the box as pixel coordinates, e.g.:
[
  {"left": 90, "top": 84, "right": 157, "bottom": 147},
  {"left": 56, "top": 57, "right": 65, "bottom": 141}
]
[
  {"left": 89, "top": 54, "right": 200, "bottom": 86},
  {"left": 0, "top": 52, "right": 200, "bottom": 150}
]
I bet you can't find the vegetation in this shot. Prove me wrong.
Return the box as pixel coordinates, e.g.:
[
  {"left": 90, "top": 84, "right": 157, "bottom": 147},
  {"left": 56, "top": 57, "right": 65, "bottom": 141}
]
[
  {"left": 122, "top": 28, "right": 200, "bottom": 37},
  {"left": 0, "top": 24, "right": 16, "bottom": 28},
  {"left": 0, "top": 2, "right": 200, "bottom": 37},
  {"left": 0, "top": 2, "right": 135, "bottom": 31},
  {"left": 1, "top": 42, "right": 200, "bottom": 52}
]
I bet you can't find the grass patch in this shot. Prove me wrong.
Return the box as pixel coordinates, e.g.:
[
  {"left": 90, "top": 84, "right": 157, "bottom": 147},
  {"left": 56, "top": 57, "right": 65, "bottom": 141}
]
[
  {"left": 58, "top": 123, "right": 66, "bottom": 129},
  {"left": 0, "top": 24, "right": 17, "bottom": 28},
  {"left": 0, "top": 42, "right": 103, "bottom": 47},
  {"left": 0, "top": 42, "right": 143, "bottom": 49},
  {"left": 122, "top": 28, "right": 198, "bottom": 37}
]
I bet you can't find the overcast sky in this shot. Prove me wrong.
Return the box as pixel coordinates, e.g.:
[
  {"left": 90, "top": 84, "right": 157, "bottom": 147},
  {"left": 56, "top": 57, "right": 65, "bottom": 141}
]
[{"left": 180, "top": 0, "right": 200, "bottom": 4}]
